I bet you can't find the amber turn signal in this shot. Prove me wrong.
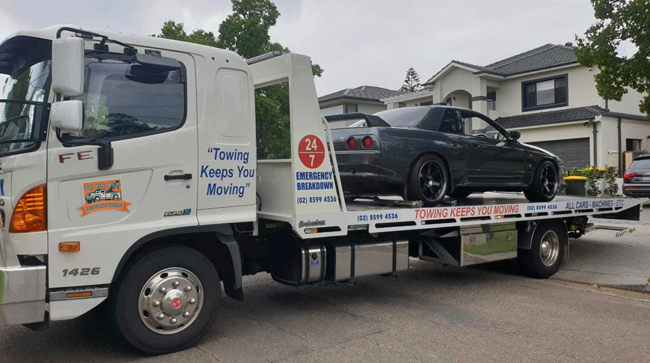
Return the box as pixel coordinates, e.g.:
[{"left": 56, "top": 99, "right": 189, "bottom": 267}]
[
  {"left": 67, "top": 291, "right": 92, "bottom": 299},
  {"left": 59, "top": 242, "right": 81, "bottom": 253},
  {"left": 10, "top": 184, "right": 46, "bottom": 233}
]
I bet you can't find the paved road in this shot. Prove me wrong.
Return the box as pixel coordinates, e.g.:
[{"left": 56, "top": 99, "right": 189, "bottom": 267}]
[{"left": 1, "top": 258, "right": 649, "bottom": 363}]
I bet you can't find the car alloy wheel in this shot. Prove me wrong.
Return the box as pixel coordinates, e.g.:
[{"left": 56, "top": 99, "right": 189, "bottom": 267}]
[
  {"left": 418, "top": 160, "right": 446, "bottom": 202},
  {"left": 540, "top": 164, "right": 557, "bottom": 198},
  {"left": 138, "top": 267, "right": 204, "bottom": 335}
]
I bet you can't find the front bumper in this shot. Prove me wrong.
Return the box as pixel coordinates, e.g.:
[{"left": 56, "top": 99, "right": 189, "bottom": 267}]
[{"left": 0, "top": 265, "right": 47, "bottom": 325}]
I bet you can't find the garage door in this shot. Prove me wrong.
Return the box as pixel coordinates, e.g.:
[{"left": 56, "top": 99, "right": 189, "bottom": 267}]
[{"left": 528, "top": 138, "right": 590, "bottom": 170}]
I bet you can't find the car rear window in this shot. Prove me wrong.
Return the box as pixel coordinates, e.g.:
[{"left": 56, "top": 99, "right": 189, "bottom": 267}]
[
  {"left": 628, "top": 159, "right": 650, "bottom": 170},
  {"left": 374, "top": 107, "right": 430, "bottom": 127}
]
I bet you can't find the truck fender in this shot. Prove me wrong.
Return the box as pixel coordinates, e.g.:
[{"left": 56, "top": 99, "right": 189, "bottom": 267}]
[{"left": 111, "top": 226, "right": 244, "bottom": 301}]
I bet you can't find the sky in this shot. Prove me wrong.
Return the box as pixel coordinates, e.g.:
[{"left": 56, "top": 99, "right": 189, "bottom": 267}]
[{"left": 0, "top": 0, "right": 602, "bottom": 96}]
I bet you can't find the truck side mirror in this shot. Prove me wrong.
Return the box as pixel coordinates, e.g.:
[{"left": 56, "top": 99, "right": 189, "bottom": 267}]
[
  {"left": 509, "top": 131, "right": 521, "bottom": 140},
  {"left": 52, "top": 37, "right": 85, "bottom": 97},
  {"left": 51, "top": 100, "right": 83, "bottom": 132}
]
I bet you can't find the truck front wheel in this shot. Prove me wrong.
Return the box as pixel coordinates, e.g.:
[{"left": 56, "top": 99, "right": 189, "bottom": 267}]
[{"left": 109, "top": 245, "right": 221, "bottom": 354}]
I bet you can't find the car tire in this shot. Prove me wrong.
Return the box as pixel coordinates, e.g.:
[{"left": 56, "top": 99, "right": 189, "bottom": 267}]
[
  {"left": 450, "top": 190, "right": 471, "bottom": 199},
  {"left": 517, "top": 220, "right": 566, "bottom": 278},
  {"left": 94, "top": 196, "right": 100, "bottom": 202},
  {"left": 109, "top": 245, "right": 220, "bottom": 355},
  {"left": 407, "top": 154, "right": 448, "bottom": 207},
  {"left": 524, "top": 160, "right": 558, "bottom": 202}
]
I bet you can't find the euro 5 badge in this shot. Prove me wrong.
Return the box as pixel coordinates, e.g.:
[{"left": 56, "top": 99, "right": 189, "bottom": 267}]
[{"left": 79, "top": 179, "right": 132, "bottom": 217}]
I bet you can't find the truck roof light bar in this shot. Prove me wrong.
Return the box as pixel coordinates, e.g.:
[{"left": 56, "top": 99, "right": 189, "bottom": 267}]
[{"left": 246, "top": 51, "right": 284, "bottom": 65}]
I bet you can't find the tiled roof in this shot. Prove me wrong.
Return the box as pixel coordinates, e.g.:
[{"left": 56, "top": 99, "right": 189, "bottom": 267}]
[
  {"left": 319, "top": 85, "right": 406, "bottom": 104},
  {"left": 484, "top": 44, "right": 578, "bottom": 75},
  {"left": 424, "top": 44, "right": 579, "bottom": 84},
  {"left": 495, "top": 106, "right": 648, "bottom": 129}
]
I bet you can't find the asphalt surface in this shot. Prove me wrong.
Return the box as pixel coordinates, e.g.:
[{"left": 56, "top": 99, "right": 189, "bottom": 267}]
[{"left": 1, "top": 256, "right": 649, "bottom": 362}]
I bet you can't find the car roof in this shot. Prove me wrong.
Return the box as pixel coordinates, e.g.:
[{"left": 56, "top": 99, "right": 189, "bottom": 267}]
[{"left": 634, "top": 153, "right": 650, "bottom": 160}]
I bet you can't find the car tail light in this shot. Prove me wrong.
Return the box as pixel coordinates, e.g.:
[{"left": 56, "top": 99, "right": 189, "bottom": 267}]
[
  {"left": 623, "top": 172, "right": 636, "bottom": 180},
  {"left": 10, "top": 184, "right": 47, "bottom": 233},
  {"left": 347, "top": 137, "right": 356, "bottom": 149},
  {"left": 362, "top": 136, "right": 373, "bottom": 149}
]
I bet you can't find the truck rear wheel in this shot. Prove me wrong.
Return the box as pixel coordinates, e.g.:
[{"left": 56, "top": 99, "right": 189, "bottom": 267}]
[
  {"left": 517, "top": 220, "right": 566, "bottom": 278},
  {"left": 110, "top": 245, "right": 220, "bottom": 354}
]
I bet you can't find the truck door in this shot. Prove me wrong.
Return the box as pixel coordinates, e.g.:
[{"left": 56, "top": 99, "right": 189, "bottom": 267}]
[{"left": 46, "top": 49, "right": 198, "bottom": 290}]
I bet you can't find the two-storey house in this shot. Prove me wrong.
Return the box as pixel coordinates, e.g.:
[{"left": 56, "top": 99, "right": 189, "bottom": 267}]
[{"left": 381, "top": 43, "right": 649, "bottom": 171}]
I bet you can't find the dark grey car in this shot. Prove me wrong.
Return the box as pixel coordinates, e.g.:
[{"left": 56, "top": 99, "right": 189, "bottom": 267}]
[
  {"left": 328, "top": 106, "right": 564, "bottom": 207},
  {"left": 623, "top": 154, "right": 650, "bottom": 197}
]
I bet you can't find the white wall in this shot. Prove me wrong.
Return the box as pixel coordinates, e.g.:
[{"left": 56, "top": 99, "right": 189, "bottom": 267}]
[
  {"left": 432, "top": 68, "right": 474, "bottom": 104},
  {"left": 599, "top": 116, "right": 650, "bottom": 169},
  {"left": 358, "top": 103, "right": 387, "bottom": 114},
  {"left": 495, "top": 66, "right": 600, "bottom": 117},
  {"left": 320, "top": 104, "right": 345, "bottom": 116}
]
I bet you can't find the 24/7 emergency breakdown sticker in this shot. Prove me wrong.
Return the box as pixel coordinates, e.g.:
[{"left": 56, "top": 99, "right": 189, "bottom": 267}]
[
  {"left": 298, "top": 135, "right": 325, "bottom": 169},
  {"left": 78, "top": 179, "right": 132, "bottom": 217}
]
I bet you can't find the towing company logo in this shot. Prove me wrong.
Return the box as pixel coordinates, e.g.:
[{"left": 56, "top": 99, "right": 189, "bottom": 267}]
[{"left": 78, "top": 179, "right": 132, "bottom": 217}]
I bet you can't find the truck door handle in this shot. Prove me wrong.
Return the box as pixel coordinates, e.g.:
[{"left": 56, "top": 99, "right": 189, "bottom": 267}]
[
  {"left": 164, "top": 173, "right": 193, "bottom": 181},
  {"left": 471, "top": 142, "right": 481, "bottom": 147}
]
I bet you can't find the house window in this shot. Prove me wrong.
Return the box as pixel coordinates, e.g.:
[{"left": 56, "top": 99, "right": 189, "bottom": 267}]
[
  {"left": 522, "top": 75, "right": 568, "bottom": 111},
  {"left": 344, "top": 104, "right": 358, "bottom": 113},
  {"left": 421, "top": 101, "right": 433, "bottom": 106},
  {"left": 487, "top": 91, "right": 496, "bottom": 111},
  {"left": 626, "top": 138, "right": 642, "bottom": 151}
]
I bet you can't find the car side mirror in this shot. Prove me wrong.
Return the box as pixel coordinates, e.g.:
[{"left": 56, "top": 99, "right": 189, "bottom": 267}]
[
  {"left": 51, "top": 100, "right": 83, "bottom": 132},
  {"left": 52, "top": 37, "right": 85, "bottom": 97},
  {"left": 509, "top": 131, "right": 521, "bottom": 140}
]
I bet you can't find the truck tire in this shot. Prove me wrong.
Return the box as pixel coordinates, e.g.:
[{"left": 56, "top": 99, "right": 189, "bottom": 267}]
[
  {"left": 517, "top": 220, "right": 566, "bottom": 278},
  {"left": 110, "top": 245, "right": 221, "bottom": 354},
  {"left": 524, "top": 160, "right": 558, "bottom": 202},
  {"left": 407, "top": 154, "right": 448, "bottom": 207}
]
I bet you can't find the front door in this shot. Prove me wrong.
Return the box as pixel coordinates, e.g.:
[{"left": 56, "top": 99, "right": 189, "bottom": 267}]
[{"left": 47, "top": 46, "right": 198, "bottom": 289}]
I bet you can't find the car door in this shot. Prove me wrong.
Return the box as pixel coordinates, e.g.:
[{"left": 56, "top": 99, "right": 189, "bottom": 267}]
[
  {"left": 46, "top": 48, "right": 198, "bottom": 289},
  {"left": 462, "top": 110, "right": 525, "bottom": 184}
]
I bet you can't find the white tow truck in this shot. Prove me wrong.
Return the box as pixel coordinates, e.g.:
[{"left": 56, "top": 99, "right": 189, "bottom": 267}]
[{"left": 0, "top": 25, "right": 643, "bottom": 354}]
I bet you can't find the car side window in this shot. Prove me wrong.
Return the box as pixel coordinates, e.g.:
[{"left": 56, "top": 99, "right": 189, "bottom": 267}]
[
  {"left": 64, "top": 52, "right": 186, "bottom": 142},
  {"left": 460, "top": 110, "right": 508, "bottom": 140},
  {"left": 438, "top": 109, "right": 464, "bottom": 135}
]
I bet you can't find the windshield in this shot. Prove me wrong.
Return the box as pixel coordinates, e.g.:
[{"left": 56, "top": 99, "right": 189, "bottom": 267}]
[
  {"left": 0, "top": 36, "right": 51, "bottom": 156},
  {"left": 374, "top": 107, "right": 430, "bottom": 127}
]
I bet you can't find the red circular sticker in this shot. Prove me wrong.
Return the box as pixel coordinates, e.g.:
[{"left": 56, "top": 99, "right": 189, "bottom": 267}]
[
  {"left": 298, "top": 135, "right": 325, "bottom": 169},
  {"left": 172, "top": 298, "right": 181, "bottom": 309}
]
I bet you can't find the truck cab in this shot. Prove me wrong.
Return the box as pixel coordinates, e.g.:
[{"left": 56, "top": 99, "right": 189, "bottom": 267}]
[{"left": 0, "top": 25, "right": 259, "bottom": 331}]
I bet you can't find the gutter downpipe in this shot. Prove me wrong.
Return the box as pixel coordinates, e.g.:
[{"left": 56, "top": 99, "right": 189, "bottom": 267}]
[
  {"left": 590, "top": 118, "right": 598, "bottom": 167},
  {"left": 618, "top": 117, "right": 622, "bottom": 177}
]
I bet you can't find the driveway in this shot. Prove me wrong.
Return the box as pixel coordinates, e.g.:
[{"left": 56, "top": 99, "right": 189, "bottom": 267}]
[{"left": 0, "top": 258, "right": 649, "bottom": 362}]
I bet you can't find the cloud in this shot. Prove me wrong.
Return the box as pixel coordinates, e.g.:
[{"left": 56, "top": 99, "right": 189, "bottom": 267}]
[{"left": 0, "top": 0, "right": 598, "bottom": 95}]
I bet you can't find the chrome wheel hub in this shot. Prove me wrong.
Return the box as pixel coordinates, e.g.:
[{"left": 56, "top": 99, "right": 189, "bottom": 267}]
[
  {"left": 139, "top": 268, "right": 203, "bottom": 335},
  {"left": 539, "top": 231, "right": 560, "bottom": 267}
]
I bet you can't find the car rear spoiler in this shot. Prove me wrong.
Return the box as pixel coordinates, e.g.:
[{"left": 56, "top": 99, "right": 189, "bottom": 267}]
[{"left": 324, "top": 113, "right": 391, "bottom": 127}]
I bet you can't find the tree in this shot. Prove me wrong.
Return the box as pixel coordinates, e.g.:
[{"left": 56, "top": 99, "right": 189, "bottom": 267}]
[
  {"left": 399, "top": 67, "right": 422, "bottom": 93},
  {"left": 216, "top": 0, "right": 280, "bottom": 59},
  {"left": 157, "top": 0, "right": 323, "bottom": 159},
  {"left": 157, "top": 21, "right": 218, "bottom": 47},
  {"left": 575, "top": 0, "right": 650, "bottom": 118}
]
